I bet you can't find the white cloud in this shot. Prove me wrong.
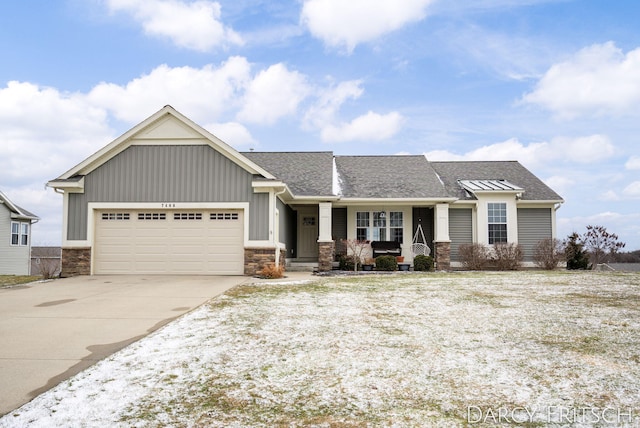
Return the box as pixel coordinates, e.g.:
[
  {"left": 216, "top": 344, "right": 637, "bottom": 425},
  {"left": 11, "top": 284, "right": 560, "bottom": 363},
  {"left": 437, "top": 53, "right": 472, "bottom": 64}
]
[
  {"left": 87, "top": 57, "right": 252, "bottom": 124},
  {"left": 623, "top": 181, "right": 640, "bottom": 199},
  {"left": 301, "top": 0, "right": 433, "bottom": 53},
  {"left": 105, "top": 0, "right": 242, "bottom": 51},
  {"left": 205, "top": 121, "right": 257, "bottom": 149},
  {"left": 237, "top": 63, "right": 310, "bottom": 125},
  {"left": 303, "top": 80, "right": 364, "bottom": 129},
  {"left": 625, "top": 156, "right": 640, "bottom": 170},
  {"left": 0, "top": 81, "right": 112, "bottom": 184},
  {"left": 522, "top": 42, "right": 640, "bottom": 118},
  {"left": 425, "top": 135, "right": 614, "bottom": 166},
  {"left": 320, "top": 111, "right": 404, "bottom": 142}
]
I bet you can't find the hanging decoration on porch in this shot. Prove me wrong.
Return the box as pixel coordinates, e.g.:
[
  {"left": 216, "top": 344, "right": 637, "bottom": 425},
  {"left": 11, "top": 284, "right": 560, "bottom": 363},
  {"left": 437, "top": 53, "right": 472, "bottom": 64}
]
[{"left": 411, "top": 222, "right": 431, "bottom": 257}]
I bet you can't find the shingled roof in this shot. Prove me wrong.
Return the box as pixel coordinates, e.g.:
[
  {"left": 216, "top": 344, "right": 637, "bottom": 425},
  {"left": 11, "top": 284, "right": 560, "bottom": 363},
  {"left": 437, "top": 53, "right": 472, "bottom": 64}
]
[
  {"left": 0, "top": 190, "right": 39, "bottom": 221},
  {"left": 431, "top": 161, "right": 563, "bottom": 201},
  {"left": 243, "top": 152, "right": 562, "bottom": 202},
  {"left": 334, "top": 155, "right": 451, "bottom": 199},
  {"left": 242, "top": 151, "right": 335, "bottom": 196}
]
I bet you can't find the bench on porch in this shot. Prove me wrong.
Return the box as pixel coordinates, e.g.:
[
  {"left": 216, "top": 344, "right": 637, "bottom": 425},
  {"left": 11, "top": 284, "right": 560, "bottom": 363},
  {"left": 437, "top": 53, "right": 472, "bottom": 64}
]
[{"left": 371, "top": 241, "right": 402, "bottom": 258}]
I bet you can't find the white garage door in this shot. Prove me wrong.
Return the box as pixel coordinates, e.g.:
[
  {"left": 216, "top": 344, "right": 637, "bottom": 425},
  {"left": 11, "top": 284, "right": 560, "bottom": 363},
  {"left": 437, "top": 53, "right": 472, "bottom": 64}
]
[{"left": 94, "top": 210, "right": 244, "bottom": 275}]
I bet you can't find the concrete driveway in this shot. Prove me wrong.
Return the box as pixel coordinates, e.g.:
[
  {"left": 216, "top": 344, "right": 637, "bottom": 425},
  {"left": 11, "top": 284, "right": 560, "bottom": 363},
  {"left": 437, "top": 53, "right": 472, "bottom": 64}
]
[{"left": 0, "top": 275, "right": 247, "bottom": 416}]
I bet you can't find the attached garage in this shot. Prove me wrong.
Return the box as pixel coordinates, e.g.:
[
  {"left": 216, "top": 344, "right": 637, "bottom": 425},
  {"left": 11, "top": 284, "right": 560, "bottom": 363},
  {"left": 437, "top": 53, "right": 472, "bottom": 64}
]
[{"left": 93, "top": 209, "right": 244, "bottom": 275}]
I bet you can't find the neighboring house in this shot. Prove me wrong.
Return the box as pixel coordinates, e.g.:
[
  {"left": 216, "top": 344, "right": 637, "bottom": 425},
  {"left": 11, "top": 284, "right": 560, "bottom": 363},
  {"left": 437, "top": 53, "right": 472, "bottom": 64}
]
[
  {"left": 31, "top": 246, "right": 62, "bottom": 278},
  {"left": 47, "top": 106, "right": 563, "bottom": 276},
  {"left": 0, "top": 190, "right": 39, "bottom": 275}
]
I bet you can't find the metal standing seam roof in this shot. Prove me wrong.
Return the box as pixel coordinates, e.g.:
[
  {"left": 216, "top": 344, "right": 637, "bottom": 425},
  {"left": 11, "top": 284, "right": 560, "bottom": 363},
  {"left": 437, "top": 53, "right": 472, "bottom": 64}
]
[{"left": 458, "top": 179, "right": 524, "bottom": 192}]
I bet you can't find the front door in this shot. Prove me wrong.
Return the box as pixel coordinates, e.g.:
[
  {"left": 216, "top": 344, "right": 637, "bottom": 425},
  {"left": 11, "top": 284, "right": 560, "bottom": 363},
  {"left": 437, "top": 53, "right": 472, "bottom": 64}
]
[{"left": 297, "top": 207, "right": 319, "bottom": 260}]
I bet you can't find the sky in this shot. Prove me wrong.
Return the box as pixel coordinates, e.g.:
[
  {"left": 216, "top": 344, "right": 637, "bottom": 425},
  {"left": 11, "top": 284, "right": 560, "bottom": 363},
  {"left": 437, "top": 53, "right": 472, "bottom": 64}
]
[{"left": 1, "top": 0, "right": 639, "bottom": 250}]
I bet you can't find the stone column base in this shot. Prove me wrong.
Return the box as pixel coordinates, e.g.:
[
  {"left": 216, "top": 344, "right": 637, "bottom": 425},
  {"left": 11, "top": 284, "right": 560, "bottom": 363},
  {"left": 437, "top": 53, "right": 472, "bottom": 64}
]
[
  {"left": 434, "top": 241, "right": 451, "bottom": 271},
  {"left": 61, "top": 247, "right": 91, "bottom": 277},
  {"left": 318, "top": 241, "right": 335, "bottom": 272},
  {"left": 244, "top": 247, "right": 278, "bottom": 276}
]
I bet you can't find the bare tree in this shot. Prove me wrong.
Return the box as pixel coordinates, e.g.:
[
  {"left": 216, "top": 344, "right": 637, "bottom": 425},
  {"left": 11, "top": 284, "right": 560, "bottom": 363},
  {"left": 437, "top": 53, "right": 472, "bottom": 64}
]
[
  {"left": 341, "top": 239, "right": 370, "bottom": 272},
  {"left": 533, "top": 238, "right": 565, "bottom": 270},
  {"left": 582, "top": 225, "right": 626, "bottom": 268},
  {"left": 34, "top": 247, "right": 61, "bottom": 279}
]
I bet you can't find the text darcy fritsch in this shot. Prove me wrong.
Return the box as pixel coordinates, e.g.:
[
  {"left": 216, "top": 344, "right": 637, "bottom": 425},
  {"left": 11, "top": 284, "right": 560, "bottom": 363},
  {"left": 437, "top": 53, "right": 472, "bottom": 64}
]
[{"left": 467, "top": 406, "right": 636, "bottom": 425}]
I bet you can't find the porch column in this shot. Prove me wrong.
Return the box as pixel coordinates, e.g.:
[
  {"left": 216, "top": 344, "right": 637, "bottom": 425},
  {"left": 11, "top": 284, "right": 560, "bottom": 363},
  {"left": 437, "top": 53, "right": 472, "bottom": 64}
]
[
  {"left": 433, "top": 203, "right": 451, "bottom": 270},
  {"left": 317, "top": 202, "right": 334, "bottom": 271}
]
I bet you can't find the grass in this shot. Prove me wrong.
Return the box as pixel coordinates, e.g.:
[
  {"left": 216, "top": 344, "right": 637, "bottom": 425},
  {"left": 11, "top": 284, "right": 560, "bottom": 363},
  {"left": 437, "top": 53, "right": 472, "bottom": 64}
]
[
  {"left": 0, "top": 275, "right": 41, "bottom": 288},
  {"left": 4, "top": 271, "right": 640, "bottom": 427}
]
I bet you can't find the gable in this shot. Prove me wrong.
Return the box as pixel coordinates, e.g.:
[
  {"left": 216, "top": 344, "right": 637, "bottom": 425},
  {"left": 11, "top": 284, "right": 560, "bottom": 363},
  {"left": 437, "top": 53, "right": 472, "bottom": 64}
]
[{"left": 50, "top": 106, "right": 274, "bottom": 185}]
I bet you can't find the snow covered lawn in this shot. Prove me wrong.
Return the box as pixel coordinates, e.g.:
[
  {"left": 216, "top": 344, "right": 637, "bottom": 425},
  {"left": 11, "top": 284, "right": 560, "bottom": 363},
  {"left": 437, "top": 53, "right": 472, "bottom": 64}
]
[{"left": 2, "top": 271, "right": 640, "bottom": 427}]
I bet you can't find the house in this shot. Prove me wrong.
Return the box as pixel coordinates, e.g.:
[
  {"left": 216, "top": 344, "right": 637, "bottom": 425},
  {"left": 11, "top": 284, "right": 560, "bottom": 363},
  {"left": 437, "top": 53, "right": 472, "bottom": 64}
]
[
  {"left": 0, "top": 190, "right": 39, "bottom": 275},
  {"left": 47, "top": 105, "right": 563, "bottom": 276},
  {"left": 31, "top": 246, "right": 62, "bottom": 278}
]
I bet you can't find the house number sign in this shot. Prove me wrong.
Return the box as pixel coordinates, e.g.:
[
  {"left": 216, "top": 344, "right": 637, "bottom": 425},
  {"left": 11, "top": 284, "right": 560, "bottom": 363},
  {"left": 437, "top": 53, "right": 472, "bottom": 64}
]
[{"left": 160, "top": 203, "right": 176, "bottom": 208}]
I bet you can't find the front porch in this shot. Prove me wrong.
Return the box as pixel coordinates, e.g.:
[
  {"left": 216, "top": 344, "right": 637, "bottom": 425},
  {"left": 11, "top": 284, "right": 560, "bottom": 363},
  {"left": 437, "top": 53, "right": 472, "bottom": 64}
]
[{"left": 283, "top": 204, "right": 452, "bottom": 271}]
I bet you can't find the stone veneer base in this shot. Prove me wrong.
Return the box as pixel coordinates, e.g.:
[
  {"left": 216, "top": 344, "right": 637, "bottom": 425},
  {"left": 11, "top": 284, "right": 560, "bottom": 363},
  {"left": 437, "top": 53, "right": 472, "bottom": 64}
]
[
  {"left": 61, "top": 247, "right": 91, "bottom": 277},
  {"left": 244, "top": 247, "right": 286, "bottom": 276},
  {"left": 434, "top": 241, "right": 451, "bottom": 271},
  {"left": 318, "top": 241, "right": 335, "bottom": 272}
]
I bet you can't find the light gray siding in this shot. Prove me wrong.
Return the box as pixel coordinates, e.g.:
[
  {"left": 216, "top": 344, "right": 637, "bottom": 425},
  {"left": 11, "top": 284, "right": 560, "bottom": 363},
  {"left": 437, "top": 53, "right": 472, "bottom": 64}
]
[
  {"left": 68, "top": 145, "right": 269, "bottom": 241},
  {"left": 517, "top": 208, "right": 552, "bottom": 261},
  {"left": 449, "top": 208, "right": 473, "bottom": 261},
  {"left": 0, "top": 204, "right": 31, "bottom": 275}
]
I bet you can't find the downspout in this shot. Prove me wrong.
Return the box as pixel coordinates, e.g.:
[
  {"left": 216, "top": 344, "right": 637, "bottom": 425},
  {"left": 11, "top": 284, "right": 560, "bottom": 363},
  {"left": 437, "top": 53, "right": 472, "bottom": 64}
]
[{"left": 273, "top": 187, "right": 287, "bottom": 268}]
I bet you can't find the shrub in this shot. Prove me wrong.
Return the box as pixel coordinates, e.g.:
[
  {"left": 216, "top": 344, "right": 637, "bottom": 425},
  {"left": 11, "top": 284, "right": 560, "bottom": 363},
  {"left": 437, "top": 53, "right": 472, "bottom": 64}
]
[
  {"left": 413, "top": 255, "right": 434, "bottom": 272},
  {"left": 492, "top": 242, "right": 523, "bottom": 270},
  {"left": 458, "top": 243, "right": 490, "bottom": 270},
  {"left": 533, "top": 238, "right": 565, "bottom": 270},
  {"left": 375, "top": 255, "right": 398, "bottom": 271},
  {"left": 338, "top": 255, "right": 357, "bottom": 271},
  {"left": 258, "top": 264, "right": 285, "bottom": 279}
]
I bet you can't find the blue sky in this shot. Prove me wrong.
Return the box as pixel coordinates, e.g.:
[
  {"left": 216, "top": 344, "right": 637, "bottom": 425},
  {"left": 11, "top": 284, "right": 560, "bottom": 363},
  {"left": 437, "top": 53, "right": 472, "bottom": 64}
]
[{"left": 1, "top": 0, "right": 639, "bottom": 249}]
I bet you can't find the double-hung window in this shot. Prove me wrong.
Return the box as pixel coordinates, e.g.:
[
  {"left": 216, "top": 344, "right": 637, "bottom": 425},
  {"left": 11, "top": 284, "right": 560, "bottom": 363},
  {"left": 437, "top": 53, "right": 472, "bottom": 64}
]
[
  {"left": 356, "top": 211, "right": 403, "bottom": 242},
  {"left": 487, "top": 202, "right": 507, "bottom": 244},
  {"left": 10, "top": 222, "right": 29, "bottom": 246}
]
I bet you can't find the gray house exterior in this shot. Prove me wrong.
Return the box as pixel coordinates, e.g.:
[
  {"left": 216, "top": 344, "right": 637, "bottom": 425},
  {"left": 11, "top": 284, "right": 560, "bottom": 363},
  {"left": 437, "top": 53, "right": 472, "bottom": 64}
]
[
  {"left": 0, "top": 191, "right": 39, "bottom": 275},
  {"left": 48, "top": 106, "right": 563, "bottom": 276}
]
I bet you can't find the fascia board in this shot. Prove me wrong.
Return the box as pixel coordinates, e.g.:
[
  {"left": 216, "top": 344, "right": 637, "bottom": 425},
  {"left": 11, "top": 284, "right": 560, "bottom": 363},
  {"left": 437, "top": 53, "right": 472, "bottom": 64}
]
[
  {"left": 56, "top": 106, "right": 276, "bottom": 180},
  {"left": 46, "top": 177, "right": 85, "bottom": 191},
  {"left": 336, "top": 197, "right": 458, "bottom": 205}
]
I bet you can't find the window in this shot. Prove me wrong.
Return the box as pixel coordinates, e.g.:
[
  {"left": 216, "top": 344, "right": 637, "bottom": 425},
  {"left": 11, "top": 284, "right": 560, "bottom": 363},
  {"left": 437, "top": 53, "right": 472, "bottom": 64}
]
[
  {"left": 488, "top": 202, "right": 507, "bottom": 244},
  {"left": 174, "top": 213, "right": 202, "bottom": 220},
  {"left": 20, "top": 223, "right": 29, "bottom": 246},
  {"left": 138, "top": 213, "right": 166, "bottom": 220},
  {"left": 210, "top": 213, "right": 239, "bottom": 220},
  {"left": 356, "top": 212, "right": 370, "bottom": 241},
  {"left": 390, "top": 211, "right": 404, "bottom": 242},
  {"left": 101, "top": 213, "right": 130, "bottom": 220},
  {"left": 356, "top": 211, "right": 403, "bottom": 242},
  {"left": 11, "top": 222, "right": 19, "bottom": 245},
  {"left": 10, "top": 222, "right": 29, "bottom": 246}
]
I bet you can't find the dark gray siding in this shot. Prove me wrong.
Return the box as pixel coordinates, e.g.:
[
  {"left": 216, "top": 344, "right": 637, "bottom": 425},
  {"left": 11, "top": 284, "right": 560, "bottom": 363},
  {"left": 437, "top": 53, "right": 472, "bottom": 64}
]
[
  {"left": 67, "top": 145, "right": 268, "bottom": 240},
  {"left": 517, "top": 208, "right": 552, "bottom": 261},
  {"left": 278, "top": 199, "right": 296, "bottom": 257},
  {"left": 412, "top": 207, "right": 434, "bottom": 255},
  {"left": 332, "top": 208, "right": 347, "bottom": 255},
  {"left": 449, "top": 208, "right": 473, "bottom": 261}
]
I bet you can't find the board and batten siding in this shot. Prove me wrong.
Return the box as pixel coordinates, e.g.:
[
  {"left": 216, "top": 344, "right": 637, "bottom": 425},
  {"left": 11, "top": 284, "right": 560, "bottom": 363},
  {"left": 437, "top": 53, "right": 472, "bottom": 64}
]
[
  {"left": 517, "top": 207, "right": 552, "bottom": 261},
  {"left": 67, "top": 145, "right": 269, "bottom": 241},
  {"left": 449, "top": 208, "right": 473, "bottom": 261},
  {"left": 0, "top": 204, "right": 30, "bottom": 275}
]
